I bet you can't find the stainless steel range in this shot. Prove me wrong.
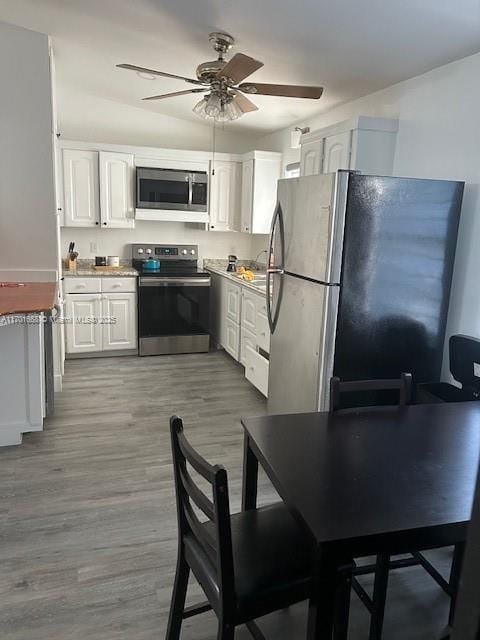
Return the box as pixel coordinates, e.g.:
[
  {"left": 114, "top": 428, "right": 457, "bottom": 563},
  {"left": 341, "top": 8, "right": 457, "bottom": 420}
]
[{"left": 132, "top": 244, "right": 210, "bottom": 356}]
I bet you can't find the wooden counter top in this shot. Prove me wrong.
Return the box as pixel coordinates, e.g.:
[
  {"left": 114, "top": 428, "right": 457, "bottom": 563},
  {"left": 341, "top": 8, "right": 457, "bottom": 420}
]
[{"left": 0, "top": 282, "right": 57, "bottom": 317}]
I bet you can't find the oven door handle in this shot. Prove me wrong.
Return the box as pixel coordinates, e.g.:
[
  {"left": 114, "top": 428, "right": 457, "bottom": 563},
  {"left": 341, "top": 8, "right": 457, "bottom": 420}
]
[{"left": 139, "top": 277, "right": 211, "bottom": 287}]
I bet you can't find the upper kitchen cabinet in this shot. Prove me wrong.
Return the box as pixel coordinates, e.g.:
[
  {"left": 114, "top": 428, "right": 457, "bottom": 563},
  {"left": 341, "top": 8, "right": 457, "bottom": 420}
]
[
  {"left": 209, "top": 160, "right": 241, "bottom": 231},
  {"left": 240, "top": 151, "right": 282, "bottom": 234},
  {"left": 300, "top": 116, "right": 398, "bottom": 176},
  {"left": 99, "top": 151, "right": 135, "bottom": 229},
  {"left": 62, "top": 148, "right": 135, "bottom": 228},
  {"left": 62, "top": 149, "right": 100, "bottom": 227}
]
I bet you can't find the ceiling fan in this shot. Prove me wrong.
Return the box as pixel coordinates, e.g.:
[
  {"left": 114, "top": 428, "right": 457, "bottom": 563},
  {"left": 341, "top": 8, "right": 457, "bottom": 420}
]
[{"left": 117, "top": 32, "right": 323, "bottom": 122}]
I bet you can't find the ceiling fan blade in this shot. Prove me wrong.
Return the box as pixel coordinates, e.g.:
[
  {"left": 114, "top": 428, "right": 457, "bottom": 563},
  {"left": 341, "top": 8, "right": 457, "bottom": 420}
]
[
  {"left": 231, "top": 90, "right": 258, "bottom": 113},
  {"left": 117, "top": 63, "right": 203, "bottom": 85},
  {"left": 217, "top": 53, "right": 263, "bottom": 84},
  {"left": 239, "top": 83, "right": 324, "bottom": 99},
  {"left": 142, "top": 88, "right": 207, "bottom": 101}
]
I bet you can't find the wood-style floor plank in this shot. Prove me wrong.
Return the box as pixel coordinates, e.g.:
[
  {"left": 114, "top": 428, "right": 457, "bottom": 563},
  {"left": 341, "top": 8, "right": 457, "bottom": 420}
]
[{"left": 0, "top": 351, "right": 452, "bottom": 639}]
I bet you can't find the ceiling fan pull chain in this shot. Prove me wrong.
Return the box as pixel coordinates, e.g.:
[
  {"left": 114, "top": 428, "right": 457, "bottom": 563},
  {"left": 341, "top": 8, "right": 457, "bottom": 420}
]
[{"left": 212, "top": 119, "right": 216, "bottom": 176}]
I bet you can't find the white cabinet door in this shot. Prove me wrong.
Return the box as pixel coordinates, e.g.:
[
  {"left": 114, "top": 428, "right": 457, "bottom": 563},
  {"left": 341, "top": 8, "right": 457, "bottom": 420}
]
[
  {"left": 240, "top": 159, "right": 254, "bottom": 233},
  {"left": 224, "top": 318, "right": 241, "bottom": 361},
  {"left": 240, "top": 328, "right": 256, "bottom": 367},
  {"left": 241, "top": 290, "right": 257, "bottom": 334},
  {"left": 323, "top": 131, "right": 352, "bottom": 173},
  {"left": 63, "top": 149, "right": 100, "bottom": 227},
  {"left": 209, "top": 161, "right": 241, "bottom": 231},
  {"left": 102, "top": 293, "right": 137, "bottom": 351},
  {"left": 225, "top": 281, "right": 242, "bottom": 323},
  {"left": 99, "top": 151, "right": 135, "bottom": 229},
  {"left": 65, "top": 294, "right": 102, "bottom": 353},
  {"left": 300, "top": 138, "right": 324, "bottom": 176}
]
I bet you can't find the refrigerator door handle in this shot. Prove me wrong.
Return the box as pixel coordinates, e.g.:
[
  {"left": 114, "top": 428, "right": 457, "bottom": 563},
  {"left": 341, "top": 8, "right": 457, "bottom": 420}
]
[{"left": 266, "top": 201, "right": 285, "bottom": 334}]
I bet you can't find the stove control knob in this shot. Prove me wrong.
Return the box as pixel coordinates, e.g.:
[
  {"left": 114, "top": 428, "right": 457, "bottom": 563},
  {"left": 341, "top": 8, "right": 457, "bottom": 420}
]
[
  {"left": 146, "top": 248, "right": 152, "bottom": 254},
  {"left": 182, "top": 249, "right": 188, "bottom": 255},
  {"left": 137, "top": 248, "right": 144, "bottom": 254},
  {"left": 190, "top": 249, "right": 196, "bottom": 255}
]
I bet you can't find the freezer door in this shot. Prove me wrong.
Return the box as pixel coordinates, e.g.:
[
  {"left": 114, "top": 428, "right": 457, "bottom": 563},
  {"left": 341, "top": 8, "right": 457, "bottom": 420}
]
[
  {"left": 277, "top": 171, "right": 349, "bottom": 284},
  {"left": 267, "top": 273, "right": 339, "bottom": 414},
  {"left": 334, "top": 174, "right": 464, "bottom": 385}
]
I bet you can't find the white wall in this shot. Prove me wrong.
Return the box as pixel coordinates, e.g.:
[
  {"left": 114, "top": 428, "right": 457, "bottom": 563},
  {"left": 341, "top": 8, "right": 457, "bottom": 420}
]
[
  {"left": 258, "top": 51, "right": 480, "bottom": 375},
  {"left": 56, "top": 85, "right": 259, "bottom": 153},
  {"left": 61, "top": 223, "right": 256, "bottom": 267},
  {"left": 0, "top": 21, "right": 57, "bottom": 273}
]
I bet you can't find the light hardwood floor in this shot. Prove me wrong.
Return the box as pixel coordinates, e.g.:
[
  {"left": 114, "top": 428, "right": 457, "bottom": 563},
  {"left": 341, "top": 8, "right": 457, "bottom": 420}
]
[{"left": 0, "top": 351, "right": 452, "bottom": 639}]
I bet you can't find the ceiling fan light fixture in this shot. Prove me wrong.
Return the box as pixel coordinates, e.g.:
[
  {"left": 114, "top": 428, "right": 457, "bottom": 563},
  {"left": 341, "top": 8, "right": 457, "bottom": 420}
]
[
  {"left": 205, "top": 92, "right": 222, "bottom": 118},
  {"left": 219, "top": 98, "right": 243, "bottom": 121},
  {"left": 193, "top": 96, "right": 208, "bottom": 117}
]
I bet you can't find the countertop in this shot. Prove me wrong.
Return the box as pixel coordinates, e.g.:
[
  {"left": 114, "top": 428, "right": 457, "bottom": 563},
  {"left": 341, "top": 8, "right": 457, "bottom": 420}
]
[
  {"left": 204, "top": 261, "right": 267, "bottom": 295},
  {"left": 63, "top": 266, "right": 139, "bottom": 278},
  {"left": 0, "top": 282, "right": 57, "bottom": 317}
]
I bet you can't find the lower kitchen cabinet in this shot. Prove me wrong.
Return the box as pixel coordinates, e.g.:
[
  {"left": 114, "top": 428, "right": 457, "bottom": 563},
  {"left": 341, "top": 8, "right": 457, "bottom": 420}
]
[
  {"left": 224, "top": 317, "right": 241, "bottom": 360},
  {"left": 65, "top": 294, "right": 103, "bottom": 354},
  {"left": 209, "top": 271, "right": 271, "bottom": 397},
  {"left": 245, "top": 345, "right": 269, "bottom": 396},
  {"left": 102, "top": 293, "right": 137, "bottom": 350},
  {"left": 64, "top": 277, "right": 137, "bottom": 355},
  {"left": 240, "top": 327, "right": 256, "bottom": 366}
]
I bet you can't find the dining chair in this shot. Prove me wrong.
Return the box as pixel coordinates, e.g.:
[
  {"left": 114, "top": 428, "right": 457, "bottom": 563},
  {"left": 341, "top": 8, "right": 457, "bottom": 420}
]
[
  {"left": 166, "top": 415, "right": 316, "bottom": 640},
  {"left": 330, "top": 374, "right": 465, "bottom": 640}
]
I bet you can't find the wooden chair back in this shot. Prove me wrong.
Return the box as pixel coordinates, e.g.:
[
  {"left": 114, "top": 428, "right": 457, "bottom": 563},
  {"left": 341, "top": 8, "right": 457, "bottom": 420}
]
[
  {"left": 169, "top": 416, "right": 235, "bottom": 615},
  {"left": 330, "top": 373, "right": 413, "bottom": 411}
]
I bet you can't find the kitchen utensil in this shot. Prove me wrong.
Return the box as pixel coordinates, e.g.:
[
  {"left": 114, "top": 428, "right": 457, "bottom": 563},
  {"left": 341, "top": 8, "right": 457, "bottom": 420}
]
[
  {"left": 143, "top": 258, "right": 161, "bottom": 271},
  {"left": 227, "top": 255, "right": 237, "bottom": 272},
  {"left": 107, "top": 256, "right": 120, "bottom": 267}
]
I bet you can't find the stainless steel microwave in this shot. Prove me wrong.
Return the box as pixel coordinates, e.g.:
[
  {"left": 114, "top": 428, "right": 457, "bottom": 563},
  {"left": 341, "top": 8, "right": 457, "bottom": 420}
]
[{"left": 136, "top": 167, "right": 208, "bottom": 212}]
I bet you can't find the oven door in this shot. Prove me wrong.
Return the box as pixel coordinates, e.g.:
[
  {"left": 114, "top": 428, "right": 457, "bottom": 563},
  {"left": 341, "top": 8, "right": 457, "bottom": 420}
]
[{"left": 138, "top": 276, "right": 210, "bottom": 355}]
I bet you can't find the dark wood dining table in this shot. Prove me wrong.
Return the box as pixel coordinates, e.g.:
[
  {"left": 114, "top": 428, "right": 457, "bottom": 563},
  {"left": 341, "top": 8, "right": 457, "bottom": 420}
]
[{"left": 241, "top": 402, "right": 480, "bottom": 640}]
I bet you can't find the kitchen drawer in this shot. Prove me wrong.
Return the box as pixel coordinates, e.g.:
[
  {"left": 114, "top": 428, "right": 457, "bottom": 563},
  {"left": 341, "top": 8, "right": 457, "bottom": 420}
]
[
  {"left": 64, "top": 277, "right": 101, "bottom": 294},
  {"left": 101, "top": 277, "right": 137, "bottom": 293},
  {"left": 256, "top": 311, "right": 270, "bottom": 354},
  {"left": 240, "top": 327, "right": 256, "bottom": 366},
  {"left": 224, "top": 318, "right": 241, "bottom": 361},
  {"left": 245, "top": 345, "right": 269, "bottom": 397}
]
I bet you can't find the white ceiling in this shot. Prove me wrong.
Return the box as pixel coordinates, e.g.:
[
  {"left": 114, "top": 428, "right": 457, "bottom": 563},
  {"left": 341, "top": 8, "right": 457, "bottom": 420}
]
[{"left": 1, "top": 0, "right": 480, "bottom": 134}]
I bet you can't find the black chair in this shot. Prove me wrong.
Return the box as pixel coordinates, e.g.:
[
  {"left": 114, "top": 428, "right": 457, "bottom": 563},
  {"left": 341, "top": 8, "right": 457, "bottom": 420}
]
[
  {"left": 330, "top": 374, "right": 464, "bottom": 640},
  {"left": 166, "top": 415, "right": 314, "bottom": 640},
  {"left": 418, "top": 334, "right": 480, "bottom": 403}
]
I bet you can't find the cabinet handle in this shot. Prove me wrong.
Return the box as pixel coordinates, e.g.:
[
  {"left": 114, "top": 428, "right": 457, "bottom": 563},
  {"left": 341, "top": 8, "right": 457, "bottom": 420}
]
[
  {"left": 103, "top": 222, "right": 107, "bottom": 226},
  {"left": 211, "top": 225, "right": 215, "bottom": 229},
  {"left": 95, "top": 221, "right": 99, "bottom": 225}
]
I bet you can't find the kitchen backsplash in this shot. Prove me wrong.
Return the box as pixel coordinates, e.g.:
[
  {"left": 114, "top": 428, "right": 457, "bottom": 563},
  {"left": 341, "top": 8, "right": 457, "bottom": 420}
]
[{"left": 60, "top": 222, "right": 268, "bottom": 267}]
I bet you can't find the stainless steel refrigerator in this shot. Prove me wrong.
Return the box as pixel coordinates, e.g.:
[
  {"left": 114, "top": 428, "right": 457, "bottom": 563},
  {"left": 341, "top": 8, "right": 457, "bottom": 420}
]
[{"left": 266, "top": 170, "right": 464, "bottom": 414}]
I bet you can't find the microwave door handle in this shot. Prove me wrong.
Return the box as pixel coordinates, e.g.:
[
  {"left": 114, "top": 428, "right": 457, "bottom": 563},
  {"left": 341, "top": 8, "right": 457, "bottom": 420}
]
[{"left": 188, "top": 173, "right": 193, "bottom": 207}]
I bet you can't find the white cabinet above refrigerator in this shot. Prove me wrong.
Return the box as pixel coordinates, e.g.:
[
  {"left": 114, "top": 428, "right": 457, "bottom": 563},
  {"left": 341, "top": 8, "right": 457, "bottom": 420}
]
[{"left": 300, "top": 116, "right": 398, "bottom": 177}]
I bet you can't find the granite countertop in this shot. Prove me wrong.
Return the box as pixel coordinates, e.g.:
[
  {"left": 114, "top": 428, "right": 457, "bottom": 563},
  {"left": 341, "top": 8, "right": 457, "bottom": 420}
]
[
  {"left": 63, "top": 262, "right": 139, "bottom": 277},
  {"left": 0, "top": 282, "right": 57, "bottom": 317},
  {"left": 204, "top": 260, "right": 268, "bottom": 295}
]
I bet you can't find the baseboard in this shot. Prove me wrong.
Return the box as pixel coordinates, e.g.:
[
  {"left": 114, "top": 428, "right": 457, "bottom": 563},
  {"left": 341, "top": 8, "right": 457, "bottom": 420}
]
[
  {"left": 66, "top": 349, "right": 138, "bottom": 359},
  {"left": 54, "top": 373, "right": 63, "bottom": 392}
]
